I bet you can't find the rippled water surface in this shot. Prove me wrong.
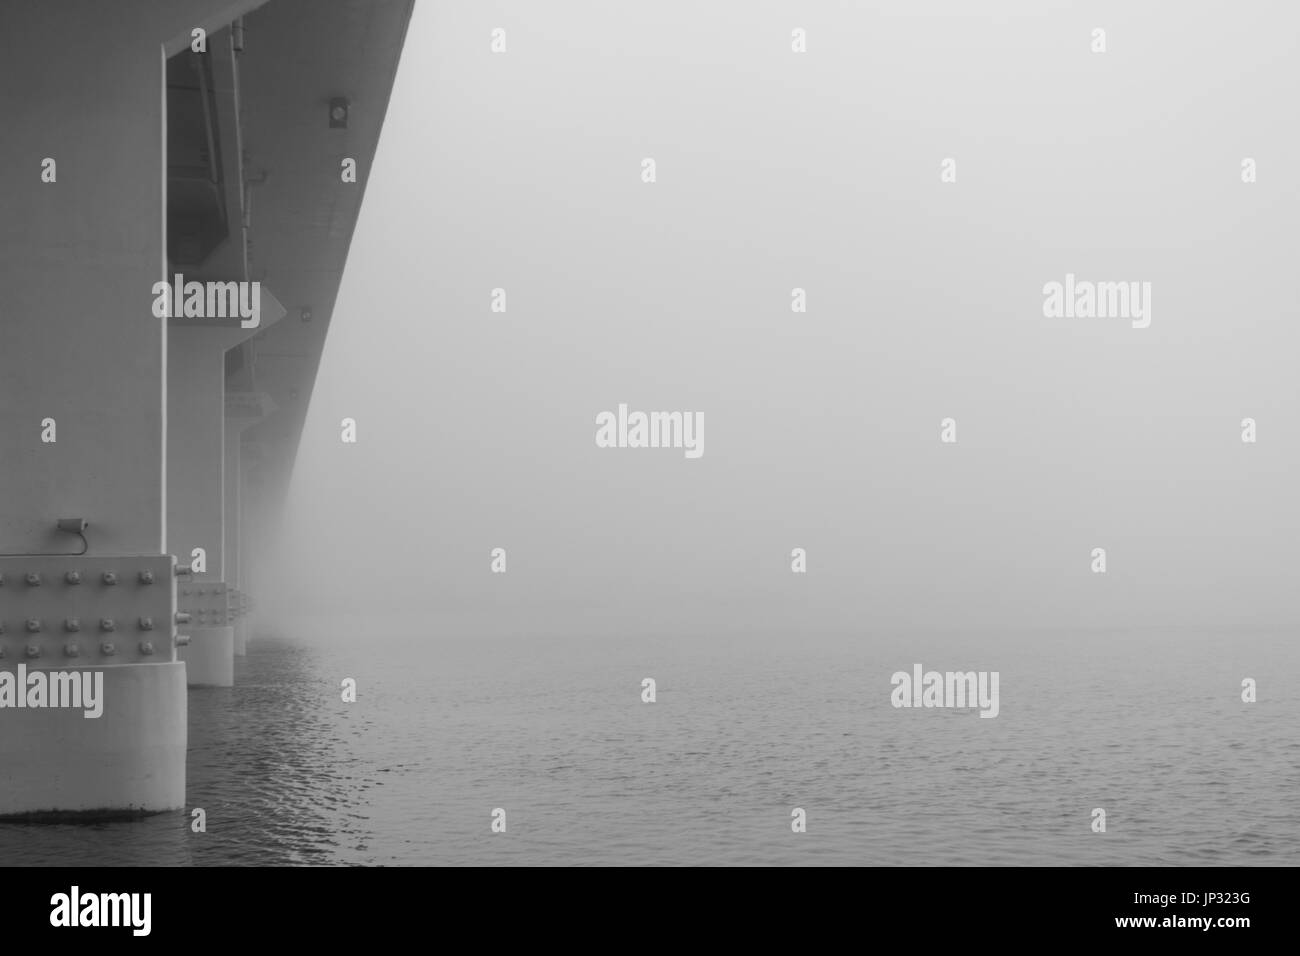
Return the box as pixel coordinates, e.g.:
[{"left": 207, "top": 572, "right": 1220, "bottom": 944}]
[{"left": 3, "top": 628, "right": 1297, "bottom": 865}]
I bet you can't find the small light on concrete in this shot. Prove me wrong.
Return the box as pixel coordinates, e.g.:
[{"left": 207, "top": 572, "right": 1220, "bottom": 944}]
[{"left": 329, "top": 97, "right": 349, "bottom": 129}]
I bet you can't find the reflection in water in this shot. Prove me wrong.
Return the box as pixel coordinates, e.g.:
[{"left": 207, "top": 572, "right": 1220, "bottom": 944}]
[
  {"left": 2, "top": 629, "right": 1297, "bottom": 866},
  {"left": 182, "top": 639, "right": 376, "bottom": 865}
]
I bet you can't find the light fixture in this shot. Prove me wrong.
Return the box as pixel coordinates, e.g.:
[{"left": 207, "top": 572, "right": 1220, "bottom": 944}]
[{"left": 329, "top": 97, "right": 349, "bottom": 129}]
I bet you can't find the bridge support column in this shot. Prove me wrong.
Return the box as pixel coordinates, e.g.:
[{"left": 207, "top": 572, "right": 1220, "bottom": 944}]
[
  {"left": 225, "top": 391, "right": 277, "bottom": 653},
  {"left": 0, "top": 555, "right": 187, "bottom": 818},
  {"left": 0, "top": 661, "right": 188, "bottom": 818},
  {"left": 231, "top": 604, "right": 248, "bottom": 657},
  {"left": 1, "top": 0, "right": 403, "bottom": 818},
  {"left": 168, "top": 327, "right": 234, "bottom": 687},
  {"left": 224, "top": 423, "right": 248, "bottom": 657},
  {"left": 0, "top": 0, "right": 243, "bottom": 818},
  {"left": 178, "top": 626, "right": 234, "bottom": 687}
]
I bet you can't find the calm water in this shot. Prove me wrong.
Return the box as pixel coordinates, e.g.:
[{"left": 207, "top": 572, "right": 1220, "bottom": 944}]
[{"left": 2, "top": 628, "right": 1296, "bottom": 866}]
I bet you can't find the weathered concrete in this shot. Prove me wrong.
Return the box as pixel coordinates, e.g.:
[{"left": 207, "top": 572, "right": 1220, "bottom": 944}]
[{"left": 0, "top": 662, "right": 187, "bottom": 818}]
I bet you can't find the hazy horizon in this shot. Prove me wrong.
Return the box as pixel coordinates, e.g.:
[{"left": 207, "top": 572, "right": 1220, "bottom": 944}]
[{"left": 260, "top": 0, "right": 1300, "bottom": 638}]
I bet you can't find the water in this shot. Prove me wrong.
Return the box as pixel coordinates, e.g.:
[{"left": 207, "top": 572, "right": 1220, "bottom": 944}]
[{"left": 2, "top": 628, "right": 1296, "bottom": 866}]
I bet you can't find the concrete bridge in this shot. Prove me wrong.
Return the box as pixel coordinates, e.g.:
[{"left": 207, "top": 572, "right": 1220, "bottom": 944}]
[{"left": 0, "top": 0, "right": 413, "bottom": 817}]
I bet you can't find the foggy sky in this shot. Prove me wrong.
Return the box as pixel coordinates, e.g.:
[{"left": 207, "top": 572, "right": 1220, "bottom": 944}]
[{"left": 262, "top": 0, "right": 1300, "bottom": 637}]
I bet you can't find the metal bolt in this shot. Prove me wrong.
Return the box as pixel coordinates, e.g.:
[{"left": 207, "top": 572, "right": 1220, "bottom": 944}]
[
  {"left": 139, "top": 641, "right": 155, "bottom": 655},
  {"left": 25, "top": 644, "right": 41, "bottom": 658},
  {"left": 175, "top": 635, "right": 191, "bottom": 647},
  {"left": 63, "top": 643, "right": 80, "bottom": 658},
  {"left": 99, "top": 618, "right": 116, "bottom": 632},
  {"left": 100, "top": 642, "right": 116, "bottom": 656},
  {"left": 102, "top": 571, "right": 118, "bottom": 586},
  {"left": 175, "top": 612, "right": 192, "bottom": 625},
  {"left": 65, "top": 570, "right": 81, "bottom": 585},
  {"left": 25, "top": 619, "right": 41, "bottom": 633},
  {"left": 139, "top": 616, "right": 155, "bottom": 631},
  {"left": 139, "top": 569, "right": 155, "bottom": 584},
  {"left": 64, "top": 618, "right": 81, "bottom": 632},
  {"left": 25, "top": 572, "right": 41, "bottom": 586}
]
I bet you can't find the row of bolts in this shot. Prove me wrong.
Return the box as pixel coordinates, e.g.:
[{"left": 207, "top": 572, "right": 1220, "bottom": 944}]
[{"left": 0, "top": 565, "right": 197, "bottom": 658}]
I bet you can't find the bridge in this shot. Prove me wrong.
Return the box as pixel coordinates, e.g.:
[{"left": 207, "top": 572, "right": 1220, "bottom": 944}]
[{"left": 0, "top": 0, "right": 414, "bottom": 816}]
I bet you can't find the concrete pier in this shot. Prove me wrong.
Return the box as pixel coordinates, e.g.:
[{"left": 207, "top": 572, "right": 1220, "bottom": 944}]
[
  {"left": 0, "top": 0, "right": 412, "bottom": 817},
  {"left": 0, "top": 0, "right": 258, "bottom": 819},
  {"left": 169, "top": 326, "right": 237, "bottom": 687},
  {"left": 0, "top": 555, "right": 189, "bottom": 817},
  {"left": 226, "top": 423, "right": 247, "bottom": 657},
  {"left": 1, "top": 662, "right": 189, "bottom": 818},
  {"left": 179, "top": 627, "right": 235, "bottom": 688}
]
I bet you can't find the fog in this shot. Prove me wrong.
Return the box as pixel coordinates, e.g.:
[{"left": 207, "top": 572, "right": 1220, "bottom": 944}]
[{"left": 261, "top": 0, "right": 1300, "bottom": 638}]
